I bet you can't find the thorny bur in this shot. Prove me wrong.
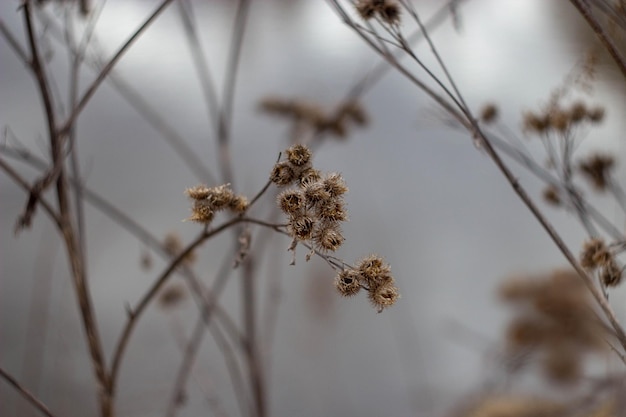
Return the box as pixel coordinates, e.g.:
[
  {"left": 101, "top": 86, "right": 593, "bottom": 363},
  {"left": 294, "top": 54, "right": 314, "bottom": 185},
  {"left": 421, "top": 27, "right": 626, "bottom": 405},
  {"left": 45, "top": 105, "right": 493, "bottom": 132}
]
[{"left": 272, "top": 144, "right": 399, "bottom": 311}]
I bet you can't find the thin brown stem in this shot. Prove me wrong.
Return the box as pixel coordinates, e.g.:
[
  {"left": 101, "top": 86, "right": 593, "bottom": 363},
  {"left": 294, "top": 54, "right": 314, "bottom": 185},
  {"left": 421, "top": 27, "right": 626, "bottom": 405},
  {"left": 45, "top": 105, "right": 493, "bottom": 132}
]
[
  {"left": 59, "top": 0, "right": 175, "bottom": 135},
  {"left": 0, "top": 367, "right": 59, "bottom": 417},
  {"left": 569, "top": 0, "right": 626, "bottom": 81},
  {"left": 217, "top": 0, "right": 251, "bottom": 185},
  {"left": 108, "top": 216, "right": 248, "bottom": 395}
]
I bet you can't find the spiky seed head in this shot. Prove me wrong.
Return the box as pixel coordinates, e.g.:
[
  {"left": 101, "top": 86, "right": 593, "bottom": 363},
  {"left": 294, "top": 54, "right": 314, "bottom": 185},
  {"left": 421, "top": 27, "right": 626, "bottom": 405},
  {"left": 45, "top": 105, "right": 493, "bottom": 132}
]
[
  {"left": 185, "top": 184, "right": 211, "bottom": 200},
  {"left": 587, "top": 106, "right": 605, "bottom": 123},
  {"left": 303, "top": 182, "right": 331, "bottom": 205},
  {"left": 580, "top": 238, "right": 611, "bottom": 270},
  {"left": 207, "top": 184, "right": 235, "bottom": 210},
  {"left": 356, "top": 254, "right": 391, "bottom": 283},
  {"left": 270, "top": 161, "right": 296, "bottom": 186},
  {"left": 298, "top": 167, "right": 322, "bottom": 188},
  {"left": 289, "top": 214, "right": 315, "bottom": 240},
  {"left": 569, "top": 102, "right": 587, "bottom": 123},
  {"left": 523, "top": 111, "right": 549, "bottom": 134},
  {"left": 229, "top": 195, "right": 249, "bottom": 213},
  {"left": 335, "top": 269, "right": 362, "bottom": 297},
  {"left": 480, "top": 103, "right": 499, "bottom": 124},
  {"left": 368, "top": 283, "right": 399, "bottom": 312},
  {"left": 313, "top": 224, "right": 344, "bottom": 252},
  {"left": 316, "top": 199, "right": 348, "bottom": 222},
  {"left": 548, "top": 109, "right": 570, "bottom": 132},
  {"left": 355, "top": 0, "right": 377, "bottom": 20},
  {"left": 286, "top": 144, "right": 312, "bottom": 167},
  {"left": 379, "top": 2, "right": 401, "bottom": 25},
  {"left": 186, "top": 200, "right": 215, "bottom": 224},
  {"left": 579, "top": 153, "right": 615, "bottom": 191},
  {"left": 542, "top": 185, "right": 561, "bottom": 206},
  {"left": 601, "top": 260, "right": 622, "bottom": 287},
  {"left": 323, "top": 173, "right": 348, "bottom": 197},
  {"left": 277, "top": 189, "right": 305, "bottom": 215}
]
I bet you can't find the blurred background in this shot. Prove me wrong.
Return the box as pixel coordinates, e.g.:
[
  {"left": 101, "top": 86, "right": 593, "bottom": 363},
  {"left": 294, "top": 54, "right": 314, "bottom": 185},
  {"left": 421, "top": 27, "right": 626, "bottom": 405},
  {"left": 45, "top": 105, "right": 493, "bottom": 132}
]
[{"left": 1, "top": 0, "right": 625, "bottom": 416}]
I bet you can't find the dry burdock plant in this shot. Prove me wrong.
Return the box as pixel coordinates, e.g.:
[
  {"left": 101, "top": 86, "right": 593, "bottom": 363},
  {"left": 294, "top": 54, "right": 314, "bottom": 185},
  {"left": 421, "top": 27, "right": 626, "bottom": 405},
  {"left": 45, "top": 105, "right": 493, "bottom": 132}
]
[
  {"left": 327, "top": 0, "right": 626, "bottom": 415},
  {"left": 2, "top": 0, "right": 626, "bottom": 416},
  {"left": 500, "top": 270, "right": 606, "bottom": 385}
]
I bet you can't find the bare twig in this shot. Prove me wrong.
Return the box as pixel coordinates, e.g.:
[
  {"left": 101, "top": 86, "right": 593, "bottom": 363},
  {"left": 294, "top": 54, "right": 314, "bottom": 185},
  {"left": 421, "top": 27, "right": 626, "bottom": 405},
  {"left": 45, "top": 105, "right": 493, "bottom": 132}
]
[
  {"left": 0, "top": 367, "right": 59, "bottom": 417},
  {"left": 217, "top": 0, "right": 251, "bottom": 184},
  {"left": 59, "top": 0, "right": 175, "bottom": 135},
  {"left": 569, "top": 0, "right": 626, "bottom": 81}
]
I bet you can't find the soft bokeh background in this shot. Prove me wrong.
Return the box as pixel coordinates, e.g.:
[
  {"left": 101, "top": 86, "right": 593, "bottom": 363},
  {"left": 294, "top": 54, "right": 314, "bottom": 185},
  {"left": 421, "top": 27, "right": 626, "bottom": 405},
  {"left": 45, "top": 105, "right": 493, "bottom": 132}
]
[{"left": 1, "top": 1, "right": 625, "bottom": 416}]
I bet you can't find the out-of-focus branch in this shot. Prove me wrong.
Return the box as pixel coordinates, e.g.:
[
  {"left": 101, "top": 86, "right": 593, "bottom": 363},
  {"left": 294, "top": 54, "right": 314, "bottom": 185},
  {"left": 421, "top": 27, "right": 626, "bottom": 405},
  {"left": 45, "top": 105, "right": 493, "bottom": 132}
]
[
  {"left": 0, "top": 367, "right": 59, "bottom": 417},
  {"left": 569, "top": 0, "right": 626, "bottom": 81}
]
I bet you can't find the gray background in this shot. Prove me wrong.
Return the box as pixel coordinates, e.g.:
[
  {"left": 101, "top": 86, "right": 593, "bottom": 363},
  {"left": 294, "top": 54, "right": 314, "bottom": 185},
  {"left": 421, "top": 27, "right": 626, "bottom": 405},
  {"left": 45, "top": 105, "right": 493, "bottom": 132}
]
[{"left": 1, "top": 0, "right": 625, "bottom": 416}]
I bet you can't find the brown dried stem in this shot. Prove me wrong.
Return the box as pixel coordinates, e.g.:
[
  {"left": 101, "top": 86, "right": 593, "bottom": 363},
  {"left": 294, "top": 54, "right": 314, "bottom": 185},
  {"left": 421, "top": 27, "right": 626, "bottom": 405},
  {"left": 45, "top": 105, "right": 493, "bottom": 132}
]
[
  {"left": 569, "top": 0, "right": 626, "bottom": 81},
  {"left": 58, "top": 0, "right": 175, "bottom": 136},
  {"left": 330, "top": 0, "right": 626, "bottom": 353},
  {"left": 0, "top": 367, "right": 59, "bottom": 417}
]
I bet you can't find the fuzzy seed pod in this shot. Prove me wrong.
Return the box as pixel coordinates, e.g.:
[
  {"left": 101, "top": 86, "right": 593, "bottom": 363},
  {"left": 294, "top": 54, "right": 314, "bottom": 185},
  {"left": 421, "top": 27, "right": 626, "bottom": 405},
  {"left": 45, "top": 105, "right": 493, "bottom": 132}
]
[
  {"left": 580, "top": 238, "right": 611, "bottom": 270},
  {"left": 270, "top": 161, "right": 296, "bottom": 186},
  {"left": 187, "top": 199, "right": 215, "bottom": 224},
  {"left": 322, "top": 173, "right": 348, "bottom": 197},
  {"left": 289, "top": 214, "right": 315, "bottom": 240},
  {"left": 303, "top": 182, "right": 331, "bottom": 205},
  {"left": 316, "top": 199, "right": 348, "bottom": 222},
  {"left": 185, "top": 184, "right": 211, "bottom": 200},
  {"left": 285, "top": 144, "right": 312, "bottom": 167},
  {"left": 278, "top": 189, "right": 305, "bottom": 215},
  {"left": 601, "top": 260, "right": 622, "bottom": 287},
  {"left": 368, "top": 283, "right": 399, "bottom": 312},
  {"left": 298, "top": 167, "right": 322, "bottom": 188},
  {"left": 335, "top": 269, "right": 362, "bottom": 297},
  {"left": 313, "top": 223, "right": 344, "bottom": 252},
  {"left": 229, "top": 195, "right": 249, "bottom": 213}
]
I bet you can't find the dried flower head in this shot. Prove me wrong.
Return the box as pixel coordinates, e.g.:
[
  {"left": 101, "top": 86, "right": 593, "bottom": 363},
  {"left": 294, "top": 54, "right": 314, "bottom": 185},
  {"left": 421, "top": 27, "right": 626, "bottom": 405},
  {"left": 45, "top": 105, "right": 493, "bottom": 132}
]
[
  {"left": 355, "top": 0, "right": 401, "bottom": 25},
  {"left": 500, "top": 269, "right": 606, "bottom": 385},
  {"left": 289, "top": 214, "right": 315, "bottom": 240},
  {"left": 228, "top": 195, "right": 249, "bottom": 213},
  {"left": 356, "top": 254, "right": 392, "bottom": 285},
  {"left": 285, "top": 143, "right": 312, "bottom": 167},
  {"left": 368, "top": 283, "right": 399, "bottom": 312},
  {"left": 523, "top": 111, "right": 550, "bottom": 134},
  {"left": 322, "top": 173, "right": 348, "bottom": 197},
  {"left": 579, "top": 153, "right": 615, "bottom": 191},
  {"left": 600, "top": 260, "right": 622, "bottom": 287},
  {"left": 185, "top": 184, "right": 211, "bottom": 200},
  {"left": 355, "top": 0, "right": 377, "bottom": 20},
  {"left": 335, "top": 269, "right": 362, "bottom": 297},
  {"left": 587, "top": 106, "right": 605, "bottom": 123},
  {"left": 379, "top": 1, "right": 401, "bottom": 25},
  {"left": 313, "top": 223, "right": 345, "bottom": 252},
  {"left": 336, "top": 100, "right": 368, "bottom": 126},
  {"left": 542, "top": 185, "right": 561, "bottom": 206},
  {"left": 303, "top": 182, "right": 331, "bottom": 205},
  {"left": 184, "top": 183, "right": 248, "bottom": 223},
  {"left": 187, "top": 199, "right": 215, "bottom": 224},
  {"left": 316, "top": 199, "right": 348, "bottom": 222},
  {"left": 480, "top": 103, "right": 499, "bottom": 124},
  {"left": 548, "top": 108, "right": 570, "bottom": 132},
  {"left": 270, "top": 161, "right": 296, "bottom": 186},
  {"left": 278, "top": 189, "right": 305, "bottom": 215},
  {"left": 569, "top": 101, "right": 587, "bottom": 123},
  {"left": 580, "top": 238, "right": 611, "bottom": 269},
  {"left": 298, "top": 167, "right": 322, "bottom": 188},
  {"left": 158, "top": 284, "right": 187, "bottom": 309}
]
